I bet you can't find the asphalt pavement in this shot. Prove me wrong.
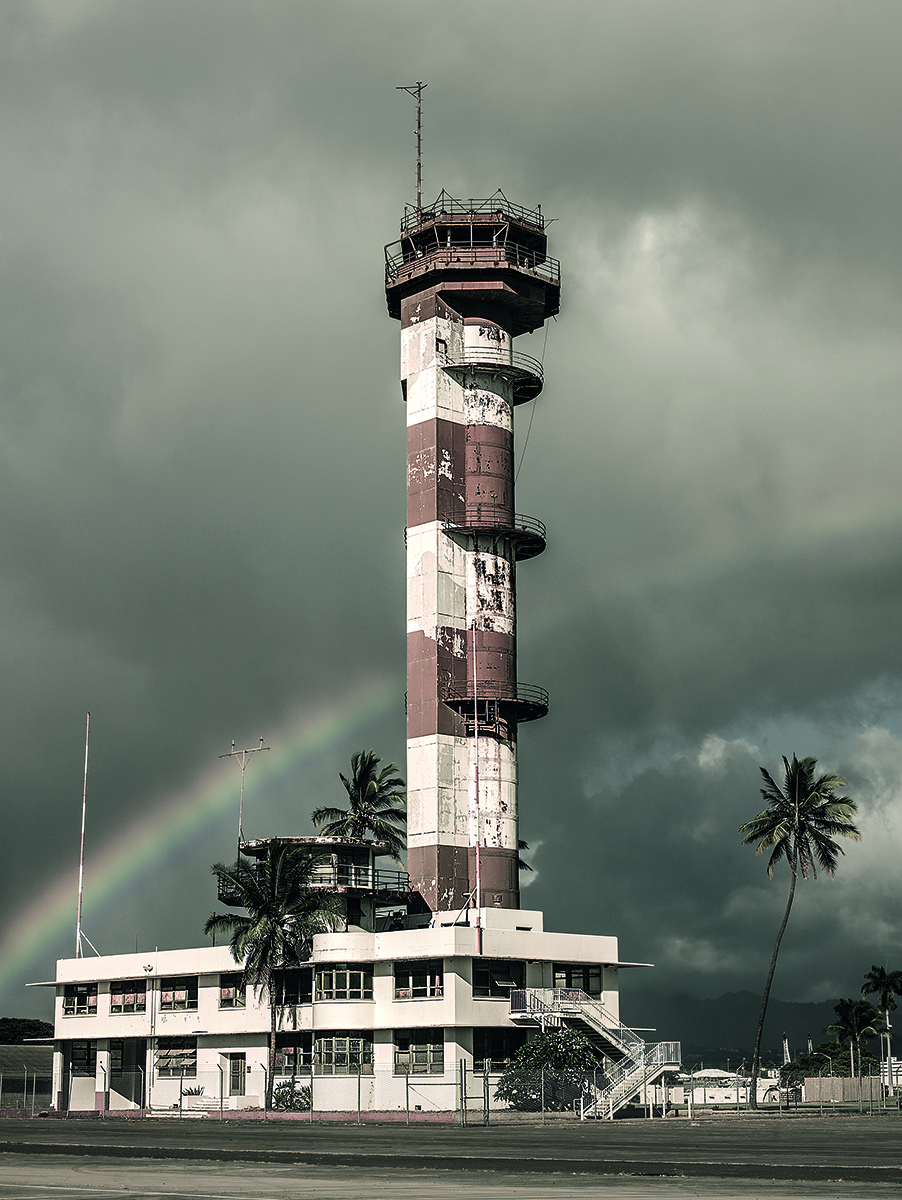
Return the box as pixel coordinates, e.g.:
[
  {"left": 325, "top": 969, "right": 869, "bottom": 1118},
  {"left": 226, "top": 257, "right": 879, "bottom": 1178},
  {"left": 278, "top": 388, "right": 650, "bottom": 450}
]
[{"left": 1, "top": 1111, "right": 901, "bottom": 1191}]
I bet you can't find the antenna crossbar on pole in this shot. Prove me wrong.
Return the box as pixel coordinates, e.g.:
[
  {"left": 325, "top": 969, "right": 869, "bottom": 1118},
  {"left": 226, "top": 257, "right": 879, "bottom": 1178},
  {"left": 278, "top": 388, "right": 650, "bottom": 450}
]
[{"left": 396, "top": 81, "right": 426, "bottom": 215}]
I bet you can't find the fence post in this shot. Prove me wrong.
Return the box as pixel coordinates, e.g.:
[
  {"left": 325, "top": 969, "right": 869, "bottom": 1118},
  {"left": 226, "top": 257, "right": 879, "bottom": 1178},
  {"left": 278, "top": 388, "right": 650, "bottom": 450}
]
[
  {"left": 459, "top": 1060, "right": 467, "bottom": 1127},
  {"left": 138, "top": 1066, "right": 145, "bottom": 1118},
  {"left": 405, "top": 1068, "right": 410, "bottom": 1125},
  {"left": 541, "top": 1065, "right": 545, "bottom": 1125},
  {"left": 218, "top": 1064, "right": 224, "bottom": 1121},
  {"left": 483, "top": 1060, "right": 489, "bottom": 1126},
  {"left": 0, "top": 1071, "right": 3, "bottom": 1111},
  {"left": 262, "top": 1065, "right": 268, "bottom": 1122},
  {"left": 357, "top": 1060, "right": 362, "bottom": 1125},
  {"left": 98, "top": 1064, "right": 106, "bottom": 1119},
  {"left": 22, "top": 1067, "right": 27, "bottom": 1113}
]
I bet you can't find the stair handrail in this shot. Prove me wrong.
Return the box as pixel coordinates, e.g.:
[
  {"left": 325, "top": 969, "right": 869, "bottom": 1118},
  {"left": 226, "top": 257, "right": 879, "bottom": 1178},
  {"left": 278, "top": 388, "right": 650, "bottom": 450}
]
[
  {"left": 594, "top": 1041, "right": 682, "bottom": 1111},
  {"left": 513, "top": 988, "right": 645, "bottom": 1056}
]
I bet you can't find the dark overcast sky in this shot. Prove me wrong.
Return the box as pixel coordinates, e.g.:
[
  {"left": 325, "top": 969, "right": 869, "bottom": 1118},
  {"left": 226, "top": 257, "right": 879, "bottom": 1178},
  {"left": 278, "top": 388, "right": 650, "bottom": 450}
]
[{"left": 3, "top": 0, "right": 902, "bottom": 1030}]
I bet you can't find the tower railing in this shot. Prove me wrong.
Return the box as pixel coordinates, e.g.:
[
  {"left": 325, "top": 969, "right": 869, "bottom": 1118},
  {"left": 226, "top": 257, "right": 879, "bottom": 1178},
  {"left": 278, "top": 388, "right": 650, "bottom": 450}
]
[
  {"left": 441, "top": 347, "right": 544, "bottom": 403},
  {"left": 217, "top": 865, "right": 409, "bottom": 905},
  {"left": 443, "top": 508, "right": 546, "bottom": 542},
  {"left": 445, "top": 345, "right": 544, "bottom": 380},
  {"left": 400, "top": 190, "right": 546, "bottom": 232},
  {"left": 385, "top": 241, "right": 561, "bottom": 289},
  {"left": 442, "top": 681, "right": 549, "bottom": 723}
]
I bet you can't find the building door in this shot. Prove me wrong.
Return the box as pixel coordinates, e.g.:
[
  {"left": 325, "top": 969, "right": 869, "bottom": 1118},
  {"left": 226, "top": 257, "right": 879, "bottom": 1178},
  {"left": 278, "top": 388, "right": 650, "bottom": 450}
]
[{"left": 229, "top": 1053, "right": 245, "bottom": 1096}]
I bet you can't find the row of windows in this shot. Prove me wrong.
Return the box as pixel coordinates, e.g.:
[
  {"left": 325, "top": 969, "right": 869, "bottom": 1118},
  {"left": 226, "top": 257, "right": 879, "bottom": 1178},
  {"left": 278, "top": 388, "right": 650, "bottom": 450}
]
[
  {"left": 63, "top": 974, "right": 246, "bottom": 1016},
  {"left": 64, "top": 962, "right": 606, "bottom": 1016},
  {"left": 68, "top": 1029, "right": 528, "bottom": 1079}
]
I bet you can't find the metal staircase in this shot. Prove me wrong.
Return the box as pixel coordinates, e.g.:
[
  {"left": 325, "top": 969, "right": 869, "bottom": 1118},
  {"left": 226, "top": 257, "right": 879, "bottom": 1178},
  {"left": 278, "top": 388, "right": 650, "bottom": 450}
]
[{"left": 509, "top": 989, "right": 680, "bottom": 1117}]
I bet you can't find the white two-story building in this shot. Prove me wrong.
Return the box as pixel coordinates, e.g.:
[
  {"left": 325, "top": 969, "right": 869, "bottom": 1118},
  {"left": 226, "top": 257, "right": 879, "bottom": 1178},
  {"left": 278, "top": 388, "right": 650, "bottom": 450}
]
[{"left": 42, "top": 891, "right": 628, "bottom": 1115}]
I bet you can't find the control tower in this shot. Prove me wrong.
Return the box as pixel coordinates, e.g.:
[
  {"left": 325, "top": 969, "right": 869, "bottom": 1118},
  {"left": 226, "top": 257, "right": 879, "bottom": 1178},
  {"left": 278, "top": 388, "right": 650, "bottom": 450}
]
[{"left": 385, "top": 190, "right": 561, "bottom": 914}]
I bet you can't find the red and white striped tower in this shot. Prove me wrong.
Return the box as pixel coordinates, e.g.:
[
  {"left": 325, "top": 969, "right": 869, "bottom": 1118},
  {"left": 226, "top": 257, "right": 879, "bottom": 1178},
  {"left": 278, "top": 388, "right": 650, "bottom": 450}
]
[{"left": 385, "top": 192, "right": 560, "bottom": 913}]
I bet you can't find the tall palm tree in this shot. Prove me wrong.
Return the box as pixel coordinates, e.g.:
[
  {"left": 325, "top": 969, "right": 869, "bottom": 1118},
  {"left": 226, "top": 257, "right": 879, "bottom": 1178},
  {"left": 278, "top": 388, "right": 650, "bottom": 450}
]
[
  {"left": 312, "top": 750, "right": 407, "bottom": 862},
  {"left": 739, "top": 755, "right": 860, "bottom": 1109},
  {"left": 825, "top": 998, "right": 883, "bottom": 1078},
  {"left": 861, "top": 964, "right": 902, "bottom": 1080},
  {"left": 205, "top": 844, "right": 342, "bottom": 1108}
]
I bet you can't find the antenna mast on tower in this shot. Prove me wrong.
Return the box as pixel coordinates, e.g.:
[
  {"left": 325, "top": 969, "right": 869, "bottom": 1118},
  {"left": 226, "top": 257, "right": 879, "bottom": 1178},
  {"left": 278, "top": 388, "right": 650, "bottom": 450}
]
[
  {"left": 396, "top": 81, "right": 426, "bottom": 215},
  {"left": 220, "top": 737, "right": 270, "bottom": 850}
]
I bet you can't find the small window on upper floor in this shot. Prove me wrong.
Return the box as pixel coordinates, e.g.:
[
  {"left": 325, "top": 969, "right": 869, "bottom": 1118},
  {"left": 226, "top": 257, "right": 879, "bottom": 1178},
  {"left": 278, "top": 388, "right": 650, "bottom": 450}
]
[
  {"left": 110, "top": 979, "right": 146, "bottom": 1014},
  {"left": 272, "top": 967, "right": 313, "bottom": 1006},
  {"left": 159, "top": 976, "right": 198, "bottom": 1011},
  {"left": 219, "top": 972, "right": 246, "bottom": 1009},
  {"left": 553, "top": 964, "right": 603, "bottom": 998},
  {"left": 63, "top": 983, "right": 97, "bottom": 1016},
  {"left": 394, "top": 959, "right": 443, "bottom": 999},
  {"left": 473, "top": 959, "right": 524, "bottom": 999},
  {"left": 315, "top": 963, "right": 373, "bottom": 1001}
]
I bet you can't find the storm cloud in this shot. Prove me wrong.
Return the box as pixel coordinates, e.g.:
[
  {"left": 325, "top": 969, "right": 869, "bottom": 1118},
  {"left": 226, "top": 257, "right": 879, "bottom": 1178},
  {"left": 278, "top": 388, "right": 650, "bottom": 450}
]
[{"left": 3, "top": 1, "right": 902, "bottom": 1031}]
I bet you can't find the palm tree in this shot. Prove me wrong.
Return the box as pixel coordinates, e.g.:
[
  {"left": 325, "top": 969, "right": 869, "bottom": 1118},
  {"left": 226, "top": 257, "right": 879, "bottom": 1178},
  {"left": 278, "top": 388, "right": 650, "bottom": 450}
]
[
  {"left": 204, "top": 844, "right": 342, "bottom": 1108},
  {"left": 739, "top": 755, "right": 860, "bottom": 1109},
  {"left": 825, "top": 998, "right": 883, "bottom": 1078},
  {"left": 312, "top": 750, "right": 407, "bottom": 861},
  {"left": 861, "top": 965, "right": 902, "bottom": 1079}
]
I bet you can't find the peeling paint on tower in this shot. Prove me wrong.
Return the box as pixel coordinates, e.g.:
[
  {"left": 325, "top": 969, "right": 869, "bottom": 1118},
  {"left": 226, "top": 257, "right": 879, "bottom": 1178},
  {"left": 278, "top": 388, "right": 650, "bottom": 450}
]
[{"left": 386, "top": 193, "right": 559, "bottom": 912}]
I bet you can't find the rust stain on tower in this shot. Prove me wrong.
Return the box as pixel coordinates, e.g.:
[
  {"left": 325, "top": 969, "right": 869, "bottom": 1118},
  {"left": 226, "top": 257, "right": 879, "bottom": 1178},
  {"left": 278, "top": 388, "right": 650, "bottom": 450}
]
[{"left": 386, "top": 190, "right": 559, "bottom": 913}]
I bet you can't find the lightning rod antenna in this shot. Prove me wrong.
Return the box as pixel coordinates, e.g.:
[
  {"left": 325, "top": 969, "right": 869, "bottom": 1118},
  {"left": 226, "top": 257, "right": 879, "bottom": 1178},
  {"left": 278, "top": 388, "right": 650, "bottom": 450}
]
[{"left": 397, "top": 81, "right": 426, "bottom": 215}]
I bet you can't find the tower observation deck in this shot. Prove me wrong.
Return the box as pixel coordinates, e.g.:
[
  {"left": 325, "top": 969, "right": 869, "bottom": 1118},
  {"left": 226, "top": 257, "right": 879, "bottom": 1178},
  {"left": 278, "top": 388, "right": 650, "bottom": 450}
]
[{"left": 386, "top": 190, "right": 560, "bottom": 913}]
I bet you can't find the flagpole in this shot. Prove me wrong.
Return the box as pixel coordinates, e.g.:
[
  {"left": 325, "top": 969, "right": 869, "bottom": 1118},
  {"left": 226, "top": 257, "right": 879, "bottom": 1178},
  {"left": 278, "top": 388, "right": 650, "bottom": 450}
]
[{"left": 75, "top": 712, "right": 90, "bottom": 959}]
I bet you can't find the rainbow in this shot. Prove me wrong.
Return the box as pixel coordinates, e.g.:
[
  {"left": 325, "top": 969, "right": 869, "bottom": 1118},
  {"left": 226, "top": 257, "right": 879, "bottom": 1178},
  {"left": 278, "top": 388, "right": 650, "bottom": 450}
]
[{"left": 0, "top": 676, "right": 399, "bottom": 1006}]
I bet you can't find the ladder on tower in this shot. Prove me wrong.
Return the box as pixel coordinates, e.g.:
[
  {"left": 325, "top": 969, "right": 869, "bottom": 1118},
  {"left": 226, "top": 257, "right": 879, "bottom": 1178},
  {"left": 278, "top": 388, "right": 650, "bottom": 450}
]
[{"left": 509, "top": 988, "right": 681, "bottom": 1117}]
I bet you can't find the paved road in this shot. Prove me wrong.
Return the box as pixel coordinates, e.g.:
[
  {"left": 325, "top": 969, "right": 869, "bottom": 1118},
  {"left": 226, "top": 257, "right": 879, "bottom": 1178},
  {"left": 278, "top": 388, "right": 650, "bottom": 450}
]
[
  {"left": 2, "top": 1155, "right": 902, "bottom": 1200},
  {"left": 1, "top": 1113, "right": 901, "bottom": 1197}
]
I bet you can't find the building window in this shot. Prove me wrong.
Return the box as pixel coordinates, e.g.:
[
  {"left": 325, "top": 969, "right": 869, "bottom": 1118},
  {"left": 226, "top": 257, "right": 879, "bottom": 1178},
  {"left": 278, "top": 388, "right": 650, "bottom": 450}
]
[
  {"left": 110, "top": 980, "right": 146, "bottom": 1014},
  {"left": 156, "top": 1037, "right": 197, "bottom": 1077},
  {"left": 272, "top": 967, "right": 313, "bottom": 1006},
  {"left": 315, "top": 963, "right": 373, "bottom": 1001},
  {"left": 275, "top": 1032, "right": 313, "bottom": 1075},
  {"left": 219, "top": 973, "right": 246, "bottom": 1009},
  {"left": 69, "top": 1040, "right": 97, "bottom": 1075},
  {"left": 314, "top": 1031, "right": 373, "bottom": 1075},
  {"left": 394, "top": 1029, "right": 444, "bottom": 1075},
  {"left": 553, "top": 964, "right": 603, "bottom": 997},
  {"left": 62, "top": 983, "right": 98, "bottom": 1016},
  {"left": 473, "top": 1028, "right": 527, "bottom": 1072},
  {"left": 473, "top": 960, "right": 524, "bottom": 999},
  {"left": 394, "top": 959, "right": 443, "bottom": 999},
  {"left": 159, "top": 976, "right": 198, "bottom": 1011}
]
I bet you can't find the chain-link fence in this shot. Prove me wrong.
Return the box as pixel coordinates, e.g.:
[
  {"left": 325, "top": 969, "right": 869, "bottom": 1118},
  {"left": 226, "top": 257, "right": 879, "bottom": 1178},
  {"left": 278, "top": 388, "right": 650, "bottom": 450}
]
[
  {"left": 0, "top": 1071, "right": 53, "bottom": 1113},
  {"left": 460, "top": 1064, "right": 666, "bottom": 1123},
  {"left": 60, "top": 1062, "right": 672, "bottom": 1121}
]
